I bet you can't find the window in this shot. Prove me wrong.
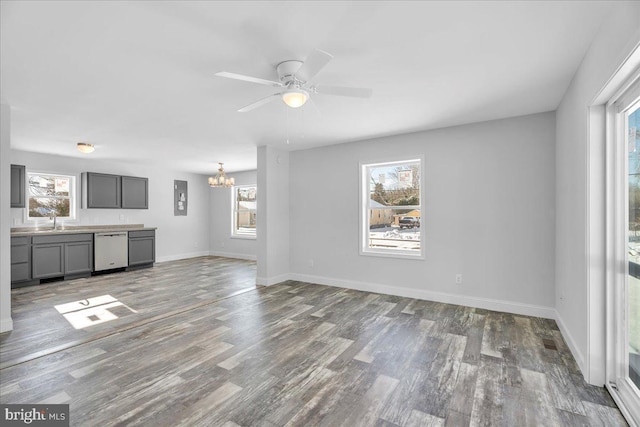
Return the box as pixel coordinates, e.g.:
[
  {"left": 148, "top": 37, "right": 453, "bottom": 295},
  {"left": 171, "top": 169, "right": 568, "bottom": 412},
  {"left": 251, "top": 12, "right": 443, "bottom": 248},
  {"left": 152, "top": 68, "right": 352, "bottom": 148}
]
[
  {"left": 360, "top": 158, "right": 423, "bottom": 258},
  {"left": 232, "top": 185, "right": 257, "bottom": 238},
  {"left": 27, "top": 172, "right": 76, "bottom": 220}
]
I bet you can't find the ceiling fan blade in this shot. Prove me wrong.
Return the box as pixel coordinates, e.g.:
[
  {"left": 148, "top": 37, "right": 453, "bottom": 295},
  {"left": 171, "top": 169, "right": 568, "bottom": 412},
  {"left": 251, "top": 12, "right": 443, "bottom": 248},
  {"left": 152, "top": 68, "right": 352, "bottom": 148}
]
[
  {"left": 295, "top": 49, "right": 333, "bottom": 82},
  {"left": 315, "top": 85, "right": 373, "bottom": 98},
  {"left": 237, "top": 93, "right": 281, "bottom": 112},
  {"left": 215, "top": 71, "right": 283, "bottom": 87},
  {"left": 306, "top": 96, "right": 322, "bottom": 119}
]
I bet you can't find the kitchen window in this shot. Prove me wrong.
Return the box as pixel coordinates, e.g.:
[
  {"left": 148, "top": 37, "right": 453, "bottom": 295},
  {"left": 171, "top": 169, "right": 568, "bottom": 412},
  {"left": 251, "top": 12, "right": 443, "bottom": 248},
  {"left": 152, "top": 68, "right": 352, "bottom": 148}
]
[
  {"left": 232, "top": 185, "right": 257, "bottom": 238},
  {"left": 360, "top": 158, "right": 424, "bottom": 258},
  {"left": 27, "top": 172, "right": 76, "bottom": 221}
]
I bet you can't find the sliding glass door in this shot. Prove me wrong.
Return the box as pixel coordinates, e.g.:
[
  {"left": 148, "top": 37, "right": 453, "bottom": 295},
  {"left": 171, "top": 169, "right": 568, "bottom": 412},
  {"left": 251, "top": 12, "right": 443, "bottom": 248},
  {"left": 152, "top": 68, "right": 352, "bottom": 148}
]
[
  {"left": 609, "top": 80, "right": 640, "bottom": 425},
  {"left": 627, "top": 102, "right": 640, "bottom": 393}
]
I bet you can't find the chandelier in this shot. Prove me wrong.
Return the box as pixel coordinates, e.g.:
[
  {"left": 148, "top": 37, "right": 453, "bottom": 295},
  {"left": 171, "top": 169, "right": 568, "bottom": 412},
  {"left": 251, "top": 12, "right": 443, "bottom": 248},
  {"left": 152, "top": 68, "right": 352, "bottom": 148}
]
[{"left": 208, "top": 162, "right": 235, "bottom": 188}]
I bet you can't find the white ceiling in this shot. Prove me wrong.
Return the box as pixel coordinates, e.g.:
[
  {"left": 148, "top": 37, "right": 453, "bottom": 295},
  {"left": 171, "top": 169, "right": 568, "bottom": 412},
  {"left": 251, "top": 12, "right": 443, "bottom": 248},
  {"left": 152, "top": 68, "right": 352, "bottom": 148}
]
[{"left": 1, "top": 1, "right": 612, "bottom": 174}]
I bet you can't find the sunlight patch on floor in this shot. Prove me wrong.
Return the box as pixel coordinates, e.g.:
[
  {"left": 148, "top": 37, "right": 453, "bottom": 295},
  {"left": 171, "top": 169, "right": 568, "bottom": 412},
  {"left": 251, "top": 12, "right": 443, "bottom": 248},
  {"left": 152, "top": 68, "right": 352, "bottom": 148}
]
[{"left": 54, "top": 295, "right": 137, "bottom": 329}]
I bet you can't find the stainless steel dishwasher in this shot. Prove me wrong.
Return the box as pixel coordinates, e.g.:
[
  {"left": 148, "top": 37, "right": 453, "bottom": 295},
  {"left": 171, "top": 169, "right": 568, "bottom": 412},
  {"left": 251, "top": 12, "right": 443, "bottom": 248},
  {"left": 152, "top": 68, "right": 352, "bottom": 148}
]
[{"left": 94, "top": 231, "right": 128, "bottom": 271}]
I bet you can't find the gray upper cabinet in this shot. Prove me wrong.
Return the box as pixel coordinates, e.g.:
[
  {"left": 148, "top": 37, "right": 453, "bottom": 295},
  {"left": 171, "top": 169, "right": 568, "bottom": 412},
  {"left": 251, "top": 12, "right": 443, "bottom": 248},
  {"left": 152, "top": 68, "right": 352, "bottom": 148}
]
[
  {"left": 83, "top": 172, "right": 121, "bottom": 208},
  {"left": 121, "top": 176, "right": 148, "bottom": 209},
  {"left": 10, "top": 164, "right": 26, "bottom": 208},
  {"left": 83, "top": 172, "right": 149, "bottom": 209}
]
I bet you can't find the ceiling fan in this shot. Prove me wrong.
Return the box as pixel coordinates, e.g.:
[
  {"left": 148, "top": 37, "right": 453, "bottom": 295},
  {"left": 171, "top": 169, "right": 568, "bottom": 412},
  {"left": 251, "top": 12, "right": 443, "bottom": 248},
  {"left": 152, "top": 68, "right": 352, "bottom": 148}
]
[{"left": 215, "top": 49, "right": 373, "bottom": 112}]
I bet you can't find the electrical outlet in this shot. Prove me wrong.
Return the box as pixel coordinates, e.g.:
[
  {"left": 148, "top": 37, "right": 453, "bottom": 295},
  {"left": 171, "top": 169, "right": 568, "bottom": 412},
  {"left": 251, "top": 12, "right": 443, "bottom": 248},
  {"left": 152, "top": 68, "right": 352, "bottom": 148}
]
[{"left": 455, "top": 274, "right": 463, "bottom": 285}]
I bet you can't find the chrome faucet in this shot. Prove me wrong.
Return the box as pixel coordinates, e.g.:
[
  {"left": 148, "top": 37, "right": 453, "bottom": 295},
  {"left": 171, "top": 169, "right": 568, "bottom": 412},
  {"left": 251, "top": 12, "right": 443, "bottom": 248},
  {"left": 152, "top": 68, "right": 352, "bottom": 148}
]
[{"left": 49, "top": 211, "right": 57, "bottom": 230}]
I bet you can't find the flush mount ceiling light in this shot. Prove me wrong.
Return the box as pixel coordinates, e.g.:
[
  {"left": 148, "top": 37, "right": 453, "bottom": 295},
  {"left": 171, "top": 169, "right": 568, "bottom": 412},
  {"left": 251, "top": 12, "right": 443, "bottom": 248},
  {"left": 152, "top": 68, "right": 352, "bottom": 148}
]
[
  {"left": 208, "top": 162, "right": 235, "bottom": 188},
  {"left": 77, "top": 142, "right": 94, "bottom": 154}
]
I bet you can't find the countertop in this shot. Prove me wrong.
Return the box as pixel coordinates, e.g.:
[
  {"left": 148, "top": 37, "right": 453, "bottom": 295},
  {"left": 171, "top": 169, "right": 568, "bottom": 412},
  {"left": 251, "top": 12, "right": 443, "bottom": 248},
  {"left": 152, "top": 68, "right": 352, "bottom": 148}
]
[{"left": 11, "top": 224, "right": 157, "bottom": 237}]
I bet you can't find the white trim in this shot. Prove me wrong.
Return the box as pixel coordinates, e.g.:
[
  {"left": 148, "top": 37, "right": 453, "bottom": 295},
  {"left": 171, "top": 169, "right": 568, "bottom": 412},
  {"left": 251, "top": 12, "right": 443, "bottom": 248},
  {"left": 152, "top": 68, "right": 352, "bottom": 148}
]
[
  {"left": 256, "top": 274, "right": 291, "bottom": 287},
  {"left": 231, "top": 184, "right": 257, "bottom": 239},
  {"left": 0, "top": 317, "right": 13, "bottom": 333},
  {"left": 230, "top": 235, "right": 256, "bottom": 240},
  {"left": 155, "top": 251, "right": 211, "bottom": 263},
  {"left": 25, "top": 171, "right": 77, "bottom": 222},
  {"left": 608, "top": 382, "right": 640, "bottom": 427},
  {"left": 593, "top": 39, "right": 640, "bottom": 106},
  {"left": 359, "top": 156, "right": 425, "bottom": 260},
  {"left": 358, "top": 250, "right": 424, "bottom": 260},
  {"left": 555, "top": 310, "right": 586, "bottom": 377},
  {"left": 288, "top": 272, "right": 556, "bottom": 319},
  {"left": 586, "top": 104, "right": 607, "bottom": 386},
  {"left": 604, "top": 64, "right": 640, "bottom": 426},
  {"left": 209, "top": 250, "right": 257, "bottom": 261}
]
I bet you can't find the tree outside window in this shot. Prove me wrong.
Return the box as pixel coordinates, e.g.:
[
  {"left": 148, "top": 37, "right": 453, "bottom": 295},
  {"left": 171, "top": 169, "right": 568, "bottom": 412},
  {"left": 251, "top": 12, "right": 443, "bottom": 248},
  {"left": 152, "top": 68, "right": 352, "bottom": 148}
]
[
  {"left": 361, "top": 159, "right": 423, "bottom": 258},
  {"left": 27, "top": 173, "right": 76, "bottom": 220}
]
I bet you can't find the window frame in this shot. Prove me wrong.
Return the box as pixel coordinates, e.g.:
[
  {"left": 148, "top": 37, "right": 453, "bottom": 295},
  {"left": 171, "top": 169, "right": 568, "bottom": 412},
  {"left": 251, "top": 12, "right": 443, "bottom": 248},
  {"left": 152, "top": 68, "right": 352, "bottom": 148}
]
[
  {"left": 26, "top": 171, "right": 77, "bottom": 223},
  {"left": 605, "top": 75, "right": 640, "bottom": 425},
  {"left": 359, "top": 156, "right": 425, "bottom": 259},
  {"left": 231, "top": 184, "right": 257, "bottom": 239}
]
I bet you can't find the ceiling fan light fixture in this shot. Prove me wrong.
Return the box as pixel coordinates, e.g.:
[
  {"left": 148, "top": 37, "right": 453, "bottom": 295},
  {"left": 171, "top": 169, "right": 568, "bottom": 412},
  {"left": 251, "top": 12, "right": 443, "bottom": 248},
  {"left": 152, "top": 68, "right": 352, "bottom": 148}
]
[
  {"left": 282, "top": 88, "right": 308, "bottom": 108},
  {"left": 77, "top": 142, "right": 94, "bottom": 154}
]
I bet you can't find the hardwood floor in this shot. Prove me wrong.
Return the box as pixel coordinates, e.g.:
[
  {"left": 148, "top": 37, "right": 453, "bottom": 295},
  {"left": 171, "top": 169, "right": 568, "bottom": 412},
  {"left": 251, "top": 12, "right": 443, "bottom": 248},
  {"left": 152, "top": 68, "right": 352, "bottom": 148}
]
[{"left": 0, "top": 257, "right": 627, "bottom": 426}]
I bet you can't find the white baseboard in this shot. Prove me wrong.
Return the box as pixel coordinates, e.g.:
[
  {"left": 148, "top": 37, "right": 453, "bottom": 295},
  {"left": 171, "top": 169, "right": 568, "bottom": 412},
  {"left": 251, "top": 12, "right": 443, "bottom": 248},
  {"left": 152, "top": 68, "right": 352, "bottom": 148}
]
[
  {"left": 554, "top": 310, "right": 586, "bottom": 376},
  {"left": 209, "top": 251, "right": 257, "bottom": 261},
  {"left": 288, "top": 272, "right": 556, "bottom": 319},
  {"left": 0, "top": 317, "right": 13, "bottom": 333},
  {"left": 156, "top": 251, "right": 211, "bottom": 263},
  {"left": 256, "top": 273, "right": 291, "bottom": 287}
]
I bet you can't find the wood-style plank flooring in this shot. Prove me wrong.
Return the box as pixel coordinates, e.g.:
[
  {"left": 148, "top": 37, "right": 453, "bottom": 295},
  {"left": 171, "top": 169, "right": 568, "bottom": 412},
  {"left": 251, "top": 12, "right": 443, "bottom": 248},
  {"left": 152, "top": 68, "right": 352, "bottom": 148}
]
[
  {"left": 1, "top": 256, "right": 256, "bottom": 367},
  {"left": 0, "top": 257, "right": 627, "bottom": 426}
]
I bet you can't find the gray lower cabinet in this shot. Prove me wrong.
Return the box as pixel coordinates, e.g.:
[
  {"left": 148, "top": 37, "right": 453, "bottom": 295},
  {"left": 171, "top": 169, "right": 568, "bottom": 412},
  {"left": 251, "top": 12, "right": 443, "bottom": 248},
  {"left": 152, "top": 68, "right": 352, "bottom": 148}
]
[
  {"left": 65, "top": 241, "right": 94, "bottom": 275},
  {"left": 10, "top": 164, "right": 26, "bottom": 208},
  {"left": 32, "top": 244, "right": 64, "bottom": 279},
  {"left": 82, "top": 172, "right": 121, "bottom": 208},
  {"left": 128, "top": 230, "right": 155, "bottom": 267},
  {"left": 11, "top": 236, "right": 31, "bottom": 284},
  {"left": 121, "top": 176, "right": 148, "bottom": 209},
  {"left": 32, "top": 234, "right": 93, "bottom": 280}
]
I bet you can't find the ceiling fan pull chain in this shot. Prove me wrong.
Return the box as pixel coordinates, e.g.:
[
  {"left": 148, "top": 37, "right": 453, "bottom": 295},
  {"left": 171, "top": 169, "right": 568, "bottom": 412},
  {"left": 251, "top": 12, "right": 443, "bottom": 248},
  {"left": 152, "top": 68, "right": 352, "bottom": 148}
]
[{"left": 286, "top": 106, "right": 291, "bottom": 145}]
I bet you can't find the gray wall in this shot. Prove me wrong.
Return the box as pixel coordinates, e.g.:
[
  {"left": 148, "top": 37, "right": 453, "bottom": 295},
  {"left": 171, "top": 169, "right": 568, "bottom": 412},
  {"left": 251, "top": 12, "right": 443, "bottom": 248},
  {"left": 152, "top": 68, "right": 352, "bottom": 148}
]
[
  {"left": 10, "top": 150, "right": 212, "bottom": 262},
  {"left": 257, "top": 146, "right": 290, "bottom": 285},
  {"left": 209, "top": 169, "right": 257, "bottom": 260},
  {"left": 1, "top": 104, "right": 12, "bottom": 332},
  {"left": 555, "top": 1, "right": 640, "bottom": 384},
  {"left": 289, "top": 112, "right": 556, "bottom": 316}
]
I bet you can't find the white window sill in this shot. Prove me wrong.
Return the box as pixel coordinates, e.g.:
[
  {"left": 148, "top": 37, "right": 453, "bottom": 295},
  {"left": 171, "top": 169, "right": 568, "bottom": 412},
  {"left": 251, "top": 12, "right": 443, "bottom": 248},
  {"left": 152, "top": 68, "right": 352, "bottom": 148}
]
[
  {"left": 25, "top": 219, "right": 78, "bottom": 226},
  {"left": 360, "top": 249, "right": 425, "bottom": 260},
  {"left": 231, "top": 234, "right": 256, "bottom": 240}
]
